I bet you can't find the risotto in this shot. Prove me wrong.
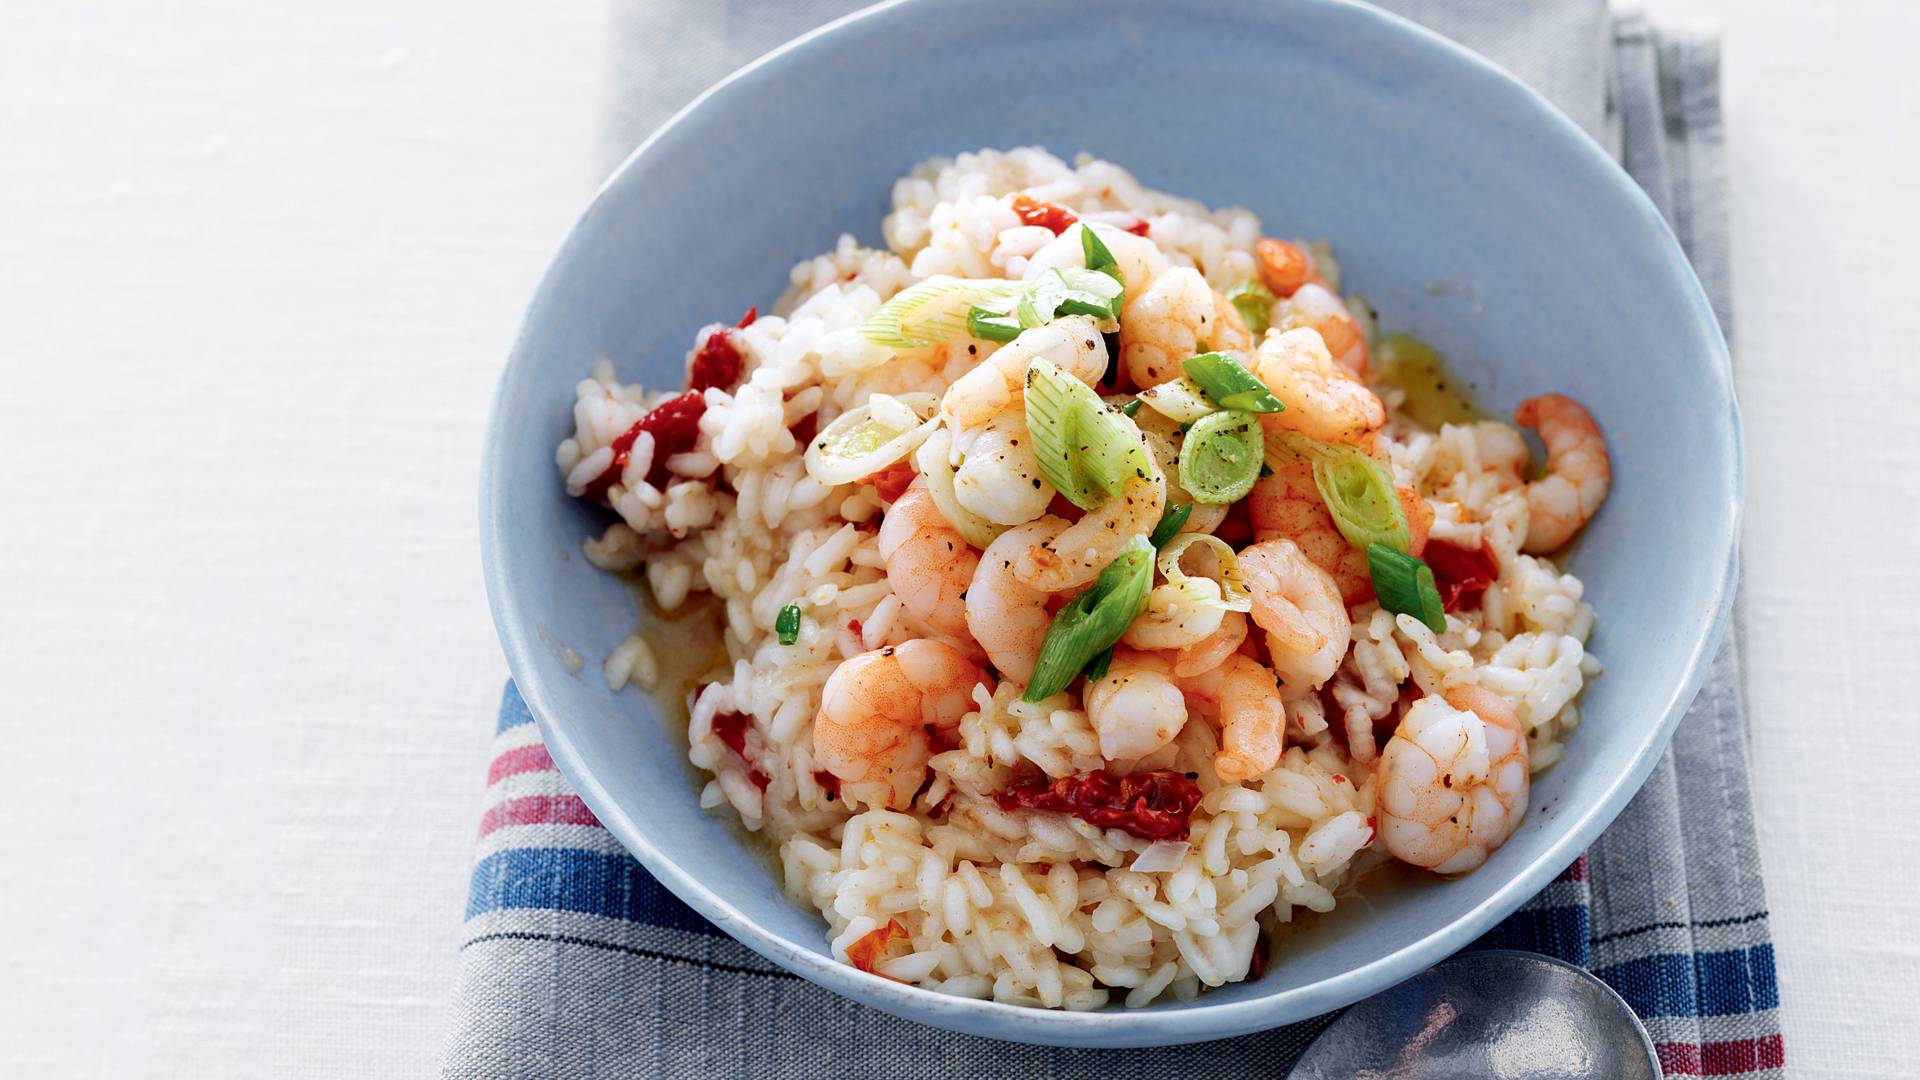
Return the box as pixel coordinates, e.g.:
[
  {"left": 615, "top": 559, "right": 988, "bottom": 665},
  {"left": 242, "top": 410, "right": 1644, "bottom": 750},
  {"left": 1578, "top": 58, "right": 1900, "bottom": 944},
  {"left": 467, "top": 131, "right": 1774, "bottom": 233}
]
[{"left": 554, "top": 147, "right": 1610, "bottom": 1009}]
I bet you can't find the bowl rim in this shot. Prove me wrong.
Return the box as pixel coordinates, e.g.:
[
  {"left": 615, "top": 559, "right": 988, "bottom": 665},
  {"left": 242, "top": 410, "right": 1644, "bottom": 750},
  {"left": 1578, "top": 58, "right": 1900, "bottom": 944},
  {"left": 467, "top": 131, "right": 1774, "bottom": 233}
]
[{"left": 479, "top": 0, "right": 1742, "bottom": 1047}]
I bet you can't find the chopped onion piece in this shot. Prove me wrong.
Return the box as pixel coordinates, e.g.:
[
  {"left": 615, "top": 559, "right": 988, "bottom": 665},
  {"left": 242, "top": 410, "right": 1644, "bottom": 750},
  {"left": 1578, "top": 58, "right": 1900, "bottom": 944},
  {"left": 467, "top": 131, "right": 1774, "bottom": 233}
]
[
  {"left": 1025, "top": 358, "right": 1153, "bottom": 511},
  {"left": 803, "top": 393, "right": 939, "bottom": 486},
  {"left": 1129, "top": 840, "right": 1191, "bottom": 874},
  {"left": 1024, "top": 536, "right": 1155, "bottom": 702},
  {"left": 1157, "top": 533, "right": 1253, "bottom": 613},
  {"left": 1136, "top": 376, "right": 1218, "bottom": 424},
  {"left": 1178, "top": 410, "right": 1263, "bottom": 504},
  {"left": 913, "top": 427, "right": 1004, "bottom": 550},
  {"left": 860, "top": 276, "right": 1027, "bottom": 348}
]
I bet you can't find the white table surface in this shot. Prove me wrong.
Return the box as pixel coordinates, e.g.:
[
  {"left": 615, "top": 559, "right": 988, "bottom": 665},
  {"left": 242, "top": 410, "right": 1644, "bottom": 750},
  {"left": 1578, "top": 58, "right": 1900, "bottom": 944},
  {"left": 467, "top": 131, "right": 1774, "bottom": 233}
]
[{"left": 2, "top": 2, "right": 1913, "bottom": 1075}]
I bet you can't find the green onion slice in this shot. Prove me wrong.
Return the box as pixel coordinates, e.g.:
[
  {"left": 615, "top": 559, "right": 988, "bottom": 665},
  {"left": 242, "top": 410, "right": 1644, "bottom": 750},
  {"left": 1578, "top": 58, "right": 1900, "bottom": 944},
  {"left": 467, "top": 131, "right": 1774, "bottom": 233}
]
[
  {"left": 1024, "top": 536, "right": 1154, "bottom": 701},
  {"left": 776, "top": 604, "right": 802, "bottom": 645},
  {"left": 1224, "top": 280, "right": 1276, "bottom": 338},
  {"left": 1367, "top": 544, "right": 1446, "bottom": 633},
  {"left": 1024, "top": 358, "right": 1154, "bottom": 511},
  {"left": 1120, "top": 399, "right": 1143, "bottom": 418},
  {"left": 913, "top": 427, "right": 1005, "bottom": 550},
  {"left": 1157, "top": 533, "right": 1253, "bottom": 613},
  {"left": 1019, "top": 267, "right": 1124, "bottom": 330},
  {"left": 1182, "top": 352, "right": 1285, "bottom": 414},
  {"left": 802, "top": 392, "right": 939, "bottom": 486},
  {"left": 1266, "top": 432, "right": 1411, "bottom": 554},
  {"left": 859, "top": 276, "right": 1028, "bottom": 348},
  {"left": 1136, "top": 377, "right": 1218, "bottom": 424},
  {"left": 967, "top": 305, "right": 1024, "bottom": 342},
  {"left": 1148, "top": 502, "right": 1194, "bottom": 547},
  {"left": 1178, "top": 410, "right": 1263, "bottom": 504},
  {"left": 1082, "top": 226, "right": 1122, "bottom": 286}
]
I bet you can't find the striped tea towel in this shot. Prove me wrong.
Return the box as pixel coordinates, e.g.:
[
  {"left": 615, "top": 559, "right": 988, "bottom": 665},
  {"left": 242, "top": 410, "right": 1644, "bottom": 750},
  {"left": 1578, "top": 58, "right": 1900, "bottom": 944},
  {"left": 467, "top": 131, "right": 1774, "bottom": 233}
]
[{"left": 447, "top": 4, "right": 1782, "bottom": 1076}]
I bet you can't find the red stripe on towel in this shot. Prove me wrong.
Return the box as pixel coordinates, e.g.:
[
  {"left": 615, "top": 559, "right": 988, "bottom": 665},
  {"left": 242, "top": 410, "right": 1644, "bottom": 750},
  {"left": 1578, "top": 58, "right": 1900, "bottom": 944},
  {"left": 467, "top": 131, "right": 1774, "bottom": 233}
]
[
  {"left": 479, "top": 795, "right": 601, "bottom": 837},
  {"left": 487, "top": 743, "right": 555, "bottom": 785},
  {"left": 1656, "top": 1034, "right": 1786, "bottom": 1075}
]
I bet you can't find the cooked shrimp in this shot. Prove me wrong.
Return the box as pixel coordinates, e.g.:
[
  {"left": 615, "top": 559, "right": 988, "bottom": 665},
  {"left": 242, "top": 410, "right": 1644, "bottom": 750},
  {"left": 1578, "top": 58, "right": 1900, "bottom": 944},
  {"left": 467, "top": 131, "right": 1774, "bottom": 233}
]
[
  {"left": 878, "top": 480, "right": 980, "bottom": 641},
  {"left": 1013, "top": 461, "right": 1166, "bottom": 592},
  {"left": 1118, "top": 266, "right": 1220, "bottom": 387},
  {"left": 1181, "top": 652, "right": 1287, "bottom": 783},
  {"left": 1255, "top": 237, "right": 1322, "bottom": 298},
  {"left": 1171, "top": 610, "right": 1248, "bottom": 678},
  {"left": 1249, "top": 327, "right": 1386, "bottom": 446},
  {"left": 1248, "top": 458, "right": 1432, "bottom": 605},
  {"left": 941, "top": 316, "right": 1108, "bottom": 430},
  {"left": 1121, "top": 578, "right": 1228, "bottom": 650},
  {"left": 1513, "top": 393, "right": 1610, "bottom": 553},
  {"left": 1084, "top": 647, "right": 1189, "bottom": 760},
  {"left": 1237, "top": 538, "right": 1350, "bottom": 693},
  {"left": 1276, "top": 282, "right": 1368, "bottom": 378},
  {"left": 1376, "top": 685, "right": 1528, "bottom": 874},
  {"left": 813, "top": 640, "right": 990, "bottom": 810},
  {"left": 967, "top": 517, "right": 1066, "bottom": 684},
  {"left": 952, "top": 408, "right": 1054, "bottom": 525}
]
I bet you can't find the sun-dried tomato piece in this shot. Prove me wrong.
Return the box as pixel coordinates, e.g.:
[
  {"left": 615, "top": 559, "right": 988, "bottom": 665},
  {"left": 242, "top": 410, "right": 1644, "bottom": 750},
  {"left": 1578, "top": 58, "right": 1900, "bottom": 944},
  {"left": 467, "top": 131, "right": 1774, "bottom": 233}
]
[
  {"left": 846, "top": 919, "right": 910, "bottom": 978},
  {"left": 1012, "top": 194, "right": 1079, "bottom": 235},
  {"left": 735, "top": 306, "right": 757, "bottom": 329},
  {"left": 1423, "top": 538, "right": 1501, "bottom": 612},
  {"left": 708, "top": 709, "right": 768, "bottom": 790},
  {"left": 994, "top": 769, "right": 1204, "bottom": 841},
  {"left": 688, "top": 327, "right": 744, "bottom": 393},
  {"left": 580, "top": 390, "right": 707, "bottom": 500},
  {"left": 1213, "top": 496, "right": 1255, "bottom": 547},
  {"left": 1118, "top": 215, "right": 1151, "bottom": 237},
  {"left": 860, "top": 461, "right": 916, "bottom": 503}
]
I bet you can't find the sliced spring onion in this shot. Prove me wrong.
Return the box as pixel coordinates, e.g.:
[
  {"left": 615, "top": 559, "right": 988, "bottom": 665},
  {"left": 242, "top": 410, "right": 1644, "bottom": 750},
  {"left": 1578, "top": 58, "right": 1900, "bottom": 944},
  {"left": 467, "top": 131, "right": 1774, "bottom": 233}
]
[
  {"left": 1157, "top": 533, "right": 1253, "bottom": 613},
  {"left": 776, "top": 604, "right": 802, "bottom": 645},
  {"left": 1148, "top": 502, "right": 1194, "bottom": 547},
  {"left": 1024, "top": 359, "right": 1153, "bottom": 511},
  {"left": 1367, "top": 544, "right": 1446, "bottom": 633},
  {"left": 860, "top": 276, "right": 1027, "bottom": 348},
  {"left": 1019, "top": 267, "right": 1125, "bottom": 329},
  {"left": 1178, "top": 410, "right": 1263, "bottom": 504},
  {"left": 967, "top": 305, "right": 1024, "bottom": 342},
  {"left": 1264, "top": 431, "right": 1411, "bottom": 554},
  {"left": 913, "top": 427, "right": 1005, "bottom": 550},
  {"left": 1136, "top": 376, "right": 1218, "bottom": 424},
  {"left": 1182, "top": 352, "right": 1285, "bottom": 414},
  {"left": 1082, "top": 225, "right": 1122, "bottom": 285},
  {"left": 1311, "top": 444, "right": 1410, "bottom": 553},
  {"left": 1024, "top": 536, "right": 1154, "bottom": 701},
  {"left": 1120, "top": 399, "right": 1142, "bottom": 418},
  {"left": 1224, "top": 280, "right": 1277, "bottom": 338},
  {"left": 802, "top": 393, "right": 940, "bottom": 486}
]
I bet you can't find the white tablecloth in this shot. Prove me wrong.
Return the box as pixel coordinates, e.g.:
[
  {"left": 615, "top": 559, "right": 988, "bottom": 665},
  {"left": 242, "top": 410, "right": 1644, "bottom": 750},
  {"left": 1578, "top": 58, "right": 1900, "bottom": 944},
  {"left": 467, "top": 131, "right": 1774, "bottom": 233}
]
[{"left": 1, "top": 1, "right": 1912, "bottom": 1075}]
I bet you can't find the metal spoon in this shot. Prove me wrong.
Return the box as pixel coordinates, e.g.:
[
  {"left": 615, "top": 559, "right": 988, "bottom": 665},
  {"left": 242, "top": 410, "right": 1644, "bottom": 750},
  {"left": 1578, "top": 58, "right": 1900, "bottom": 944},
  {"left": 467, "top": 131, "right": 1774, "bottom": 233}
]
[{"left": 1288, "top": 950, "right": 1659, "bottom": 1079}]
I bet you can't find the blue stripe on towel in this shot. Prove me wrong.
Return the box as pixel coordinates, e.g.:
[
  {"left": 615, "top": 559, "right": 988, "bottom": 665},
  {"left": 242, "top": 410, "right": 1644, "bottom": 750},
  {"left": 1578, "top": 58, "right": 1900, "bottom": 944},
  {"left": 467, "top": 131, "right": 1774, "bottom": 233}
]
[{"left": 467, "top": 847, "right": 720, "bottom": 937}]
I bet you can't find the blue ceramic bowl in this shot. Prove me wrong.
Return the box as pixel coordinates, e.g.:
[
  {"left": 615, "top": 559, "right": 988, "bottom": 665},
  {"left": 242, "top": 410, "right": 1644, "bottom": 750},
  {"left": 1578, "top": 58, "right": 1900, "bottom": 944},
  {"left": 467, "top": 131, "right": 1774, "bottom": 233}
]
[{"left": 481, "top": 0, "right": 1739, "bottom": 1047}]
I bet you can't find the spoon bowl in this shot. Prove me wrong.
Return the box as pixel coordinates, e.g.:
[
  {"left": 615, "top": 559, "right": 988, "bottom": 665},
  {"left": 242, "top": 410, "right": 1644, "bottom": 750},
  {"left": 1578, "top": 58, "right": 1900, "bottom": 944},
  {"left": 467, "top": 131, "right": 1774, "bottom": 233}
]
[{"left": 1288, "top": 950, "right": 1659, "bottom": 1079}]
